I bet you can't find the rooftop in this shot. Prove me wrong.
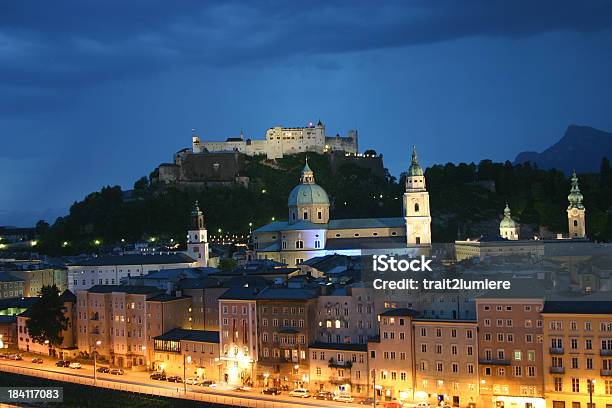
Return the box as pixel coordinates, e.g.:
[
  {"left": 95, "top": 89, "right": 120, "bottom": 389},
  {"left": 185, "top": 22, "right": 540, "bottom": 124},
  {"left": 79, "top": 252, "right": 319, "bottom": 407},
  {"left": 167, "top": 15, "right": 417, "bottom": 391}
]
[
  {"left": 68, "top": 253, "right": 196, "bottom": 267},
  {"left": 379, "top": 308, "right": 420, "bottom": 317},
  {"left": 0, "top": 272, "right": 23, "bottom": 282},
  {"left": 325, "top": 236, "right": 407, "bottom": 250},
  {"left": 84, "top": 285, "right": 162, "bottom": 295},
  {"left": 147, "top": 294, "right": 191, "bottom": 302},
  {"left": 542, "top": 300, "right": 612, "bottom": 315},
  {"left": 154, "top": 328, "right": 219, "bottom": 343},
  {"left": 309, "top": 342, "right": 367, "bottom": 352}
]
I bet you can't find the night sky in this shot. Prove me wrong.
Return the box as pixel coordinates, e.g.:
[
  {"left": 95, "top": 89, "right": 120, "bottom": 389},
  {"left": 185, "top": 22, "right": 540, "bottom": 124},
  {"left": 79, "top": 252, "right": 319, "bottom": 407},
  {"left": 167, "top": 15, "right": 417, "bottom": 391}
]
[{"left": 2, "top": 1, "right": 612, "bottom": 226}]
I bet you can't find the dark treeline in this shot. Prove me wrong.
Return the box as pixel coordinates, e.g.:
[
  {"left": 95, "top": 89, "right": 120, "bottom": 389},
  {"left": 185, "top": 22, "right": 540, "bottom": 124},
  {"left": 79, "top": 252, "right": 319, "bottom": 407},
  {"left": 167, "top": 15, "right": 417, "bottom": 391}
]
[{"left": 37, "top": 154, "right": 612, "bottom": 254}]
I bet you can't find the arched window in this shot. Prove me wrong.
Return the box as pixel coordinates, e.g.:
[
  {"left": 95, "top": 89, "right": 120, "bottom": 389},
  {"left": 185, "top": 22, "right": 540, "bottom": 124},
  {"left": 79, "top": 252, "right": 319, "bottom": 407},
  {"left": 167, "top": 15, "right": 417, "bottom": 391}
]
[
  {"left": 414, "top": 203, "right": 420, "bottom": 212},
  {"left": 574, "top": 220, "right": 578, "bottom": 227}
]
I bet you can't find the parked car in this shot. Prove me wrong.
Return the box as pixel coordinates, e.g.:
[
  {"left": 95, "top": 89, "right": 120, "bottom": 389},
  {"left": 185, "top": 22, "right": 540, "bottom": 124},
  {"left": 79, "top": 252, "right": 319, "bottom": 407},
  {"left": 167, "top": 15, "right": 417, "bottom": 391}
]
[
  {"left": 185, "top": 378, "right": 202, "bottom": 385},
  {"left": 334, "top": 394, "right": 355, "bottom": 403},
  {"left": 360, "top": 398, "right": 380, "bottom": 405},
  {"left": 167, "top": 376, "right": 183, "bottom": 383},
  {"left": 110, "top": 368, "right": 124, "bottom": 375},
  {"left": 404, "top": 403, "right": 430, "bottom": 408},
  {"left": 96, "top": 366, "right": 110, "bottom": 373},
  {"left": 69, "top": 362, "right": 82, "bottom": 369},
  {"left": 314, "top": 391, "right": 334, "bottom": 400},
  {"left": 201, "top": 380, "right": 216, "bottom": 387},
  {"left": 31, "top": 358, "right": 43, "bottom": 364},
  {"left": 150, "top": 372, "right": 167, "bottom": 381},
  {"left": 0, "top": 353, "right": 9, "bottom": 359},
  {"left": 289, "top": 388, "right": 310, "bottom": 398},
  {"left": 234, "top": 385, "right": 252, "bottom": 392},
  {"left": 55, "top": 360, "right": 70, "bottom": 367},
  {"left": 261, "top": 387, "right": 281, "bottom": 395},
  {"left": 9, "top": 354, "right": 23, "bottom": 360}
]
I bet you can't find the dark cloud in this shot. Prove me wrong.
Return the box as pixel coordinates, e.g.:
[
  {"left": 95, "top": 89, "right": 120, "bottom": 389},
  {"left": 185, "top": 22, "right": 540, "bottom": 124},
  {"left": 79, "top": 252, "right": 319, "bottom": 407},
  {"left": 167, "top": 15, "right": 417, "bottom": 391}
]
[{"left": 1, "top": 0, "right": 611, "bottom": 102}]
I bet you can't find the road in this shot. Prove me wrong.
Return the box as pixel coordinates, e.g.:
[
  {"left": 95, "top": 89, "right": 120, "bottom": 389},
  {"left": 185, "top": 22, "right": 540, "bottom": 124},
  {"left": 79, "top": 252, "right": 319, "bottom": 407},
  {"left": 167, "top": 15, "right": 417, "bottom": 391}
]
[{"left": 0, "top": 356, "right": 367, "bottom": 408}]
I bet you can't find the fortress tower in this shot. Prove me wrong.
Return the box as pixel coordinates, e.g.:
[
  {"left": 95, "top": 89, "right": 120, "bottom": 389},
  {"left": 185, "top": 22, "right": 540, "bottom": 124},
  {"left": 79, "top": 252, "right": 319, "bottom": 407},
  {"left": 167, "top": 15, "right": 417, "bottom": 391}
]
[{"left": 403, "top": 146, "right": 432, "bottom": 246}]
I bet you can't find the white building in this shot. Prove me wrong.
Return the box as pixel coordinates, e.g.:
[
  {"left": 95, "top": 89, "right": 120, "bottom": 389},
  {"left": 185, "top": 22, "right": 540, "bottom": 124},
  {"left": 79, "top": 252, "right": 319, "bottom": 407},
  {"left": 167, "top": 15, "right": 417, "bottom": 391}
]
[
  {"left": 252, "top": 147, "right": 432, "bottom": 267},
  {"left": 67, "top": 253, "right": 197, "bottom": 292},
  {"left": 194, "top": 121, "right": 358, "bottom": 160}
]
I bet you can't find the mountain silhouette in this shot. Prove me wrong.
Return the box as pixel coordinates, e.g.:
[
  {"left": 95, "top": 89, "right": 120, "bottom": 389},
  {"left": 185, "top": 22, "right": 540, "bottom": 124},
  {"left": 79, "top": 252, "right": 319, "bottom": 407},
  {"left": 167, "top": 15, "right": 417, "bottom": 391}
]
[{"left": 514, "top": 125, "right": 612, "bottom": 174}]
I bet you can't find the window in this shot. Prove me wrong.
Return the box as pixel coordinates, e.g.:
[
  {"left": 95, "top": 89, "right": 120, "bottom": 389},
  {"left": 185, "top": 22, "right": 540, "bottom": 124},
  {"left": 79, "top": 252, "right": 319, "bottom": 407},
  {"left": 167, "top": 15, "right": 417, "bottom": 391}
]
[
  {"left": 572, "top": 378, "right": 580, "bottom": 393},
  {"left": 295, "top": 240, "right": 304, "bottom": 249},
  {"left": 414, "top": 203, "right": 420, "bottom": 212},
  {"left": 554, "top": 377, "right": 563, "bottom": 392}
]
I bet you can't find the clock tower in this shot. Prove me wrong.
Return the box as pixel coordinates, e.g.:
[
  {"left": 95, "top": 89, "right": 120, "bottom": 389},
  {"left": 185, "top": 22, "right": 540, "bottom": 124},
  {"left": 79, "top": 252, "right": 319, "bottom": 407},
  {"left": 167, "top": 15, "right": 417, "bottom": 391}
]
[
  {"left": 567, "top": 171, "right": 586, "bottom": 239},
  {"left": 187, "top": 200, "right": 209, "bottom": 267},
  {"left": 403, "top": 146, "right": 432, "bottom": 246}
]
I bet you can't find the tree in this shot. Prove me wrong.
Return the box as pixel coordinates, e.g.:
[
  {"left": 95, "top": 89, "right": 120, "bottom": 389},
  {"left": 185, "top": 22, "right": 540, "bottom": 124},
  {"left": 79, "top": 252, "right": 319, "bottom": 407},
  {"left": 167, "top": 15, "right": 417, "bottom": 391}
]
[
  {"left": 219, "top": 258, "right": 238, "bottom": 272},
  {"left": 35, "top": 220, "right": 50, "bottom": 235},
  {"left": 25, "top": 285, "right": 69, "bottom": 346}
]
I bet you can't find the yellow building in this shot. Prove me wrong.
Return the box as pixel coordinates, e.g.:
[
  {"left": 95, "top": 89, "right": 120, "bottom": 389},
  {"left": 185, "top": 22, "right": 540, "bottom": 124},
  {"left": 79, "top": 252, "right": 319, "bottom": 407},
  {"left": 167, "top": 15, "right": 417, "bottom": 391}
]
[
  {"left": 309, "top": 342, "right": 369, "bottom": 397},
  {"left": 541, "top": 300, "right": 612, "bottom": 408}
]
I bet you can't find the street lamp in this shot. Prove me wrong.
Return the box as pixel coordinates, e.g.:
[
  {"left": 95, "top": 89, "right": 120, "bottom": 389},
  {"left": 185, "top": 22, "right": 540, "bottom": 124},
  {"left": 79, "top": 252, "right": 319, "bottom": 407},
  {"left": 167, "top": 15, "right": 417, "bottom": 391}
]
[
  {"left": 588, "top": 379, "right": 596, "bottom": 408},
  {"left": 93, "top": 340, "right": 101, "bottom": 385}
]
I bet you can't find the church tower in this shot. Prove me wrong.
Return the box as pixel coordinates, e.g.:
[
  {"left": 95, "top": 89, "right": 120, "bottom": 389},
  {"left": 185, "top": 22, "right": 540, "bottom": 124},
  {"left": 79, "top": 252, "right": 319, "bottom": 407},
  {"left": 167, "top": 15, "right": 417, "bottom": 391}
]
[
  {"left": 187, "top": 200, "right": 209, "bottom": 267},
  {"left": 499, "top": 203, "right": 520, "bottom": 240},
  {"left": 567, "top": 171, "right": 586, "bottom": 238},
  {"left": 287, "top": 160, "right": 330, "bottom": 225},
  {"left": 403, "top": 146, "right": 431, "bottom": 245}
]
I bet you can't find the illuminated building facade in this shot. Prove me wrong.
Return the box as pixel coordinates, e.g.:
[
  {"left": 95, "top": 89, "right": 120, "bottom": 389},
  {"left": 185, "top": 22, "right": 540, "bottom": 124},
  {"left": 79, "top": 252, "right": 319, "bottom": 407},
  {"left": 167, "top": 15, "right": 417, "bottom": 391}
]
[
  {"left": 476, "top": 294, "right": 546, "bottom": 408},
  {"left": 541, "top": 301, "right": 612, "bottom": 408}
]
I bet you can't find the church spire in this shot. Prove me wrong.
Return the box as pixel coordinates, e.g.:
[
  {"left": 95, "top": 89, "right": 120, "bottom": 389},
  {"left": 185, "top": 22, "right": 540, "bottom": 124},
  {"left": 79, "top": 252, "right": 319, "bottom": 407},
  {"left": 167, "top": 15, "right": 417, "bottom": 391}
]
[
  {"left": 191, "top": 200, "right": 204, "bottom": 230},
  {"left": 567, "top": 170, "right": 584, "bottom": 209},
  {"left": 408, "top": 145, "right": 424, "bottom": 177},
  {"left": 300, "top": 159, "right": 315, "bottom": 184}
]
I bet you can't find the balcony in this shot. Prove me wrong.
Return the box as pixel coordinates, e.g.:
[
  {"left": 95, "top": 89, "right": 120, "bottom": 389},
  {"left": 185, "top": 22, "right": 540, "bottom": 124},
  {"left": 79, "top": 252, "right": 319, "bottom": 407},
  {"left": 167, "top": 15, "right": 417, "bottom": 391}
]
[
  {"left": 479, "top": 359, "right": 511, "bottom": 366},
  {"left": 549, "top": 347, "right": 564, "bottom": 355},
  {"left": 549, "top": 366, "right": 565, "bottom": 374},
  {"left": 601, "top": 369, "right": 612, "bottom": 377},
  {"left": 600, "top": 349, "right": 612, "bottom": 356}
]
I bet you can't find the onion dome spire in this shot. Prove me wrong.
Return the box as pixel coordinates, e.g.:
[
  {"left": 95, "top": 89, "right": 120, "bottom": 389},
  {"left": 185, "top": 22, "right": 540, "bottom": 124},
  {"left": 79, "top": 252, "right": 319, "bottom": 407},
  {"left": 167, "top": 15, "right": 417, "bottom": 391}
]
[{"left": 567, "top": 170, "right": 584, "bottom": 209}]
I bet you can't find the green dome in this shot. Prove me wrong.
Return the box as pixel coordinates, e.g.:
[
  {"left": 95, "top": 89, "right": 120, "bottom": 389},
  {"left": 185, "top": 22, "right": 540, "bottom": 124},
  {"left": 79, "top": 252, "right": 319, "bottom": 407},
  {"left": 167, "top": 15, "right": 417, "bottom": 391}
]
[
  {"left": 288, "top": 183, "right": 330, "bottom": 206},
  {"left": 500, "top": 204, "right": 517, "bottom": 228},
  {"left": 500, "top": 217, "right": 517, "bottom": 229}
]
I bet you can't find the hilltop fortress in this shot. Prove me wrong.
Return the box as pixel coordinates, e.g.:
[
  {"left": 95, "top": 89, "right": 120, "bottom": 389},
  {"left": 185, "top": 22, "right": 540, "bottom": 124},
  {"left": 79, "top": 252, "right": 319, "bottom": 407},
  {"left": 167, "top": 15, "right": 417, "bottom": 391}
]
[
  {"left": 154, "top": 121, "right": 376, "bottom": 187},
  {"left": 193, "top": 120, "right": 358, "bottom": 159}
]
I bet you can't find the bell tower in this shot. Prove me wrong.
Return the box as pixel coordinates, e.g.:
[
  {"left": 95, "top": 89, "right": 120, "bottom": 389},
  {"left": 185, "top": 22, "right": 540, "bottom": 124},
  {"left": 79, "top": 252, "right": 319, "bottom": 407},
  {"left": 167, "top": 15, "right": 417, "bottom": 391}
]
[
  {"left": 403, "top": 146, "right": 431, "bottom": 246},
  {"left": 567, "top": 171, "right": 586, "bottom": 238},
  {"left": 187, "top": 200, "right": 209, "bottom": 267}
]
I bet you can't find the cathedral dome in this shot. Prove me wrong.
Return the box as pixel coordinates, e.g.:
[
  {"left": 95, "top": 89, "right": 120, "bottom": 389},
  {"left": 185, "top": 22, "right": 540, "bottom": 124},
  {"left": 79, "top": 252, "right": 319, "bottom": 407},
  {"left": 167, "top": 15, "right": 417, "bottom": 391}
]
[
  {"left": 288, "top": 183, "right": 329, "bottom": 206},
  {"left": 288, "top": 161, "right": 330, "bottom": 207}
]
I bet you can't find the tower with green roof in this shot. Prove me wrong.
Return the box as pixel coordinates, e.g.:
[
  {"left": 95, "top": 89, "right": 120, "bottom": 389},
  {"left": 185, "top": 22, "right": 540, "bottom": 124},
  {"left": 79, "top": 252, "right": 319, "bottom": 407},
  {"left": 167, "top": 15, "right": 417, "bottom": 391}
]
[
  {"left": 567, "top": 171, "right": 586, "bottom": 238},
  {"left": 403, "top": 146, "right": 431, "bottom": 245},
  {"left": 287, "top": 160, "right": 330, "bottom": 225},
  {"left": 499, "top": 203, "right": 520, "bottom": 240}
]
